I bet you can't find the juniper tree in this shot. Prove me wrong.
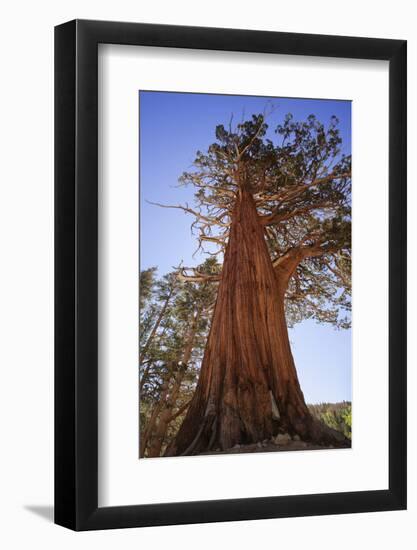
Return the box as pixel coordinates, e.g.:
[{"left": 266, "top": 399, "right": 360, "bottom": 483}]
[{"left": 153, "top": 112, "right": 351, "bottom": 456}]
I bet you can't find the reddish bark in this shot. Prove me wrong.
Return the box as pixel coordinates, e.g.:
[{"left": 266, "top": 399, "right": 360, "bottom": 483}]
[{"left": 166, "top": 189, "right": 346, "bottom": 456}]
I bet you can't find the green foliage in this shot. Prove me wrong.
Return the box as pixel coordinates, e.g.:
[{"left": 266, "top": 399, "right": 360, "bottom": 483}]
[
  {"left": 142, "top": 111, "right": 353, "bottom": 455},
  {"left": 309, "top": 401, "right": 352, "bottom": 439},
  {"left": 139, "top": 259, "right": 220, "bottom": 456},
  {"left": 139, "top": 267, "right": 157, "bottom": 310},
  {"left": 178, "top": 111, "right": 351, "bottom": 329}
]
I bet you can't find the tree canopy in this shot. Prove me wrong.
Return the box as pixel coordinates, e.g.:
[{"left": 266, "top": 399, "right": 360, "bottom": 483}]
[
  {"left": 152, "top": 112, "right": 351, "bottom": 329},
  {"left": 142, "top": 110, "right": 352, "bottom": 456}
]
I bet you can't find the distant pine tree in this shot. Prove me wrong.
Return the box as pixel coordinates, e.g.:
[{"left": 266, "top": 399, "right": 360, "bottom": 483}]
[{"left": 139, "top": 259, "right": 220, "bottom": 457}]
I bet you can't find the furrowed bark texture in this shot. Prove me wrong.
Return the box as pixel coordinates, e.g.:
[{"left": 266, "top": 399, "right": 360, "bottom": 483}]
[
  {"left": 165, "top": 191, "right": 314, "bottom": 456},
  {"left": 166, "top": 190, "right": 345, "bottom": 456}
]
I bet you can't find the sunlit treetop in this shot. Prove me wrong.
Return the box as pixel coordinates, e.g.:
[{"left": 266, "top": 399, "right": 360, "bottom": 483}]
[{"left": 150, "top": 111, "right": 351, "bottom": 328}]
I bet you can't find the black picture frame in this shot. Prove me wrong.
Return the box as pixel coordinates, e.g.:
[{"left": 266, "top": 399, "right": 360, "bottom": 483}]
[{"left": 55, "top": 19, "right": 407, "bottom": 531}]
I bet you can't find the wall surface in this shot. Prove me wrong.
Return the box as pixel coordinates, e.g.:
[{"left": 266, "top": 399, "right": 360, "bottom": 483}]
[{"left": 0, "top": 1, "right": 414, "bottom": 548}]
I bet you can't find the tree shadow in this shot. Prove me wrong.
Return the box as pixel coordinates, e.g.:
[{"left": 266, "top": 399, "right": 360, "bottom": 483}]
[{"left": 24, "top": 505, "right": 54, "bottom": 523}]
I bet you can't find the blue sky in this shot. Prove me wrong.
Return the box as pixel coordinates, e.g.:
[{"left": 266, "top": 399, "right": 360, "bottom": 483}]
[{"left": 139, "top": 91, "right": 351, "bottom": 404}]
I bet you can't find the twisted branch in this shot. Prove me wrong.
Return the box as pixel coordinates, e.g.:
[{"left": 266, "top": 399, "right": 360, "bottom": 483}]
[
  {"left": 146, "top": 201, "right": 230, "bottom": 228},
  {"left": 177, "top": 267, "right": 221, "bottom": 283}
]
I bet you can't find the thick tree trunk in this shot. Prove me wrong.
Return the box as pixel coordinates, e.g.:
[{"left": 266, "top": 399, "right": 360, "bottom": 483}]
[{"left": 166, "top": 189, "right": 345, "bottom": 456}]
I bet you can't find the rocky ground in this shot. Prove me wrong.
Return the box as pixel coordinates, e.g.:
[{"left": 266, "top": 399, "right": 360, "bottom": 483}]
[{"left": 199, "top": 432, "right": 351, "bottom": 455}]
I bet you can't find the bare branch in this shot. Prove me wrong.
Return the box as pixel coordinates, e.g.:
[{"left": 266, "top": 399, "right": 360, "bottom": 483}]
[
  {"left": 236, "top": 120, "right": 265, "bottom": 160},
  {"left": 147, "top": 200, "right": 230, "bottom": 227},
  {"left": 192, "top": 181, "right": 237, "bottom": 196},
  {"left": 257, "top": 170, "right": 351, "bottom": 220},
  {"left": 177, "top": 267, "right": 221, "bottom": 283},
  {"left": 200, "top": 235, "right": 228, "bottom": 245}
]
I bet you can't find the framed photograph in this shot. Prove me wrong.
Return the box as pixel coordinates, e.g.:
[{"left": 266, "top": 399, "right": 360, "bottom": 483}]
[{"left": 55, "top": 19, "right": 406, "bottom": 530}]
